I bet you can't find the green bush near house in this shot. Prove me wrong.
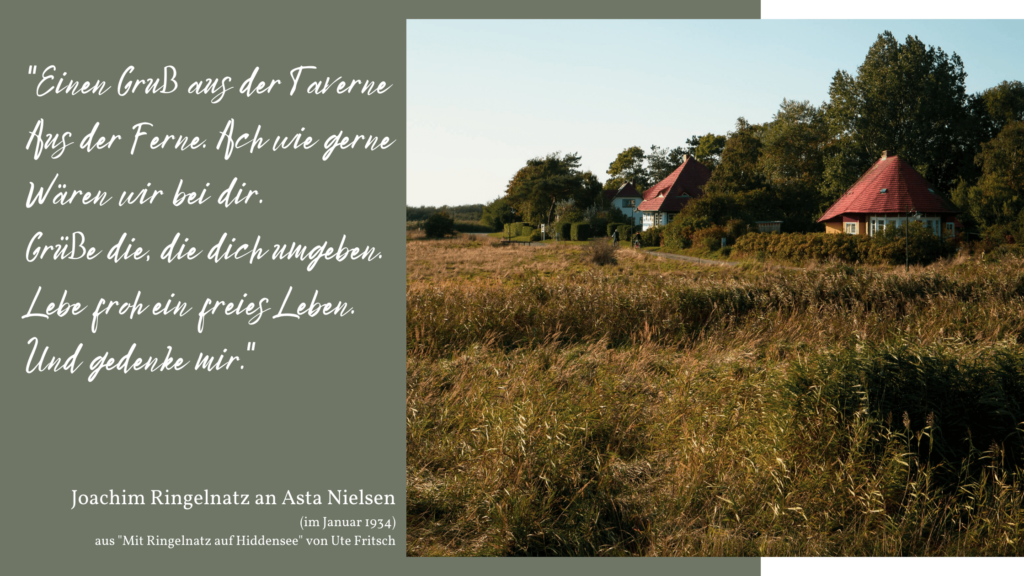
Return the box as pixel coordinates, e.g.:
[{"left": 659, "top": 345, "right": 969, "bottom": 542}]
[
  {"left": 571, "top": 222, "right": 591, "bottom": 242},
  {"left": 734, "top": 223, "right": 955, "bottom": 265},
  {"left": 692, "top": 225, "right": 728, "bottom": 251},
  {"left": 639, "top": 226, "right": 663, "bottom": 247},
  {"left": 554, "top": 222, "right": 572, "bottom": 241}
]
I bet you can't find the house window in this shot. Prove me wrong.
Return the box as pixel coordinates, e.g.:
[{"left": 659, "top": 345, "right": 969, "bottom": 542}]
[
  {"left": 869, "top": 215, "right": 943, "bottom": 237},
  {"left": 945, "top": 222, "right": 955, "bottom": 236},
  {"left": 624, "top": 199, "right": 635, "bottom": 208},
  {"left": 844, "top": 222, "right": 858, "bottom": 235}
]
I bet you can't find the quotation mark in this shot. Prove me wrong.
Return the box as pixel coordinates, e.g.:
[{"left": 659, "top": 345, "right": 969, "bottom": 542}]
[
  {"left": 28, "top": 65, "right": 37, "bottom": 75},
  {"left": 247, "top": 342, "right": 256, "bottom": 352}
]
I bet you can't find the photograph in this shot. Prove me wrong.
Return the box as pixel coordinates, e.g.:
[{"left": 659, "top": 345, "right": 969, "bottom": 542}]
[{"left": 405, "top": 20, "right": 1024, "bottom": 556}]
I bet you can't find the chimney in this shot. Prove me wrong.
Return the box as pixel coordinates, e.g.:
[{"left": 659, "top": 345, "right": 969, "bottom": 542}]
[
  {"left": 682, "top": 153, "right": 691, "bottom": 161},
  {"left": 881, "top": 150, "right": 895, "bottom": 159}
]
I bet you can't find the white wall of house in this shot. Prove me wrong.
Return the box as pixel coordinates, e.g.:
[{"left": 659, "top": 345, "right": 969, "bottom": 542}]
[
  {"left": 614, "top": 198, "right": 642, "bottom": 225},
  {"left": 641, "top": 212, "right": 671, "bottom": 231}
]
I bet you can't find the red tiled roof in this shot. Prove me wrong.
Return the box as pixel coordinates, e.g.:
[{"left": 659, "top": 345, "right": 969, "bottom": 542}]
[
  {"left": 638, "top": 194, "right": 692, "bottom": 213},
  {"left": 818, "top": 152, "right": 958, "bottom": 222},
  {"left": 642, "top": 156, "right": 712, "bottom": 201},
  {"left": 637, "top": 156, "right": 711, "bottom": 213}
]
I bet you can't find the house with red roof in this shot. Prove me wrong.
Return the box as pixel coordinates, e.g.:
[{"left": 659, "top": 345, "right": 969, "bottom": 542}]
[
  {"left": 819, "top": 150, "right": 960, "bottom": 237},
  {"left": 637, "top": 154, "right": 712, "bottom": 231},
  {"left": 604, "top": 181, "right": 643, "bottom": 225}
]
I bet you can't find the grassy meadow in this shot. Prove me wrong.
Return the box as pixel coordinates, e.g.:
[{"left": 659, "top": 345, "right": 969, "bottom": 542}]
[{"left": 406, "top": 233, "right": 1024, "bottom": 556}]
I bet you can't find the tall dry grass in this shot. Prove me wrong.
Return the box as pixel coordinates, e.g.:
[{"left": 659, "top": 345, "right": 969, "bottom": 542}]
[{"left": 407, "top": 239, "right": 1024, "bottom": 556}]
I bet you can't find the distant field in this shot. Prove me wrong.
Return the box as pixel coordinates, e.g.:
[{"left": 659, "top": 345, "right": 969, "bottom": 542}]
[{"left": 406, "top": 236, "right": 1024, "bottom": 556}]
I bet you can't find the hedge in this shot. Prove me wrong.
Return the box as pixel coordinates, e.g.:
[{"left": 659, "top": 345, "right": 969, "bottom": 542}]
[
  {"left": 554, "top": 222, "right": 572, "bottom": 241},
  {"left": 639, "top": 226, "right": 663, "bottom": 247},
  {"left": 571, "top": 222, "right": 591, "bottom": 242},
  {"left": 734, "top": 224, "right": 955, "bottom": 265}
]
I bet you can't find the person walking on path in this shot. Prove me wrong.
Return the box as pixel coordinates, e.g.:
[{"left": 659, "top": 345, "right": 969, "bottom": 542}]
[{"left": 612, "top": 228, "right": 619, "bottom": 246}]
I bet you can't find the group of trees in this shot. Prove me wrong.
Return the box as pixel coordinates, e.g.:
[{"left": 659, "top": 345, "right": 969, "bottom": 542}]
[
  {"left": 407, "top": 204, "right": 485, "bottom": 222},
  {"left": 496, "top": 152, "right": 604, "bottom": 229},
  {"left": 604, "top": 137, "right": 728, "bottom": 192},
  {"left": 483, "top": 32, "right": 1023, "bottom": 241}
]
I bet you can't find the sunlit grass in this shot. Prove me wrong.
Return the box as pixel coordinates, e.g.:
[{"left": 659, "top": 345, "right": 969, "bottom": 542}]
[{"left": 407, "top": 239, "right": 1024, "bottom": 556}]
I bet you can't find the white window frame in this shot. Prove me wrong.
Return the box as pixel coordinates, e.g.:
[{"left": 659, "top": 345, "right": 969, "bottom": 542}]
[
  {"left": 844, "top": 222, "right": 858, "bottom": 235},
  {"left": 868, "top": 215, "right": 942, "bottom": 237}
]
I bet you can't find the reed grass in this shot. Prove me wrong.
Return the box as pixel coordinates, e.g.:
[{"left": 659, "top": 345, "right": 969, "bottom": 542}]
[{"left": 407, "top": 239, "right": 1024, "bottom": 556}]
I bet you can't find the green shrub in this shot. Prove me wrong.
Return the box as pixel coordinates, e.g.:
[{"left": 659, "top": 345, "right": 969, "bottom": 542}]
[
  {"left": 639, "top": 226, "right": 663, "bottom": 247},
  {"left": 589, "top": 214, "right": 610, "bottom": 237},
  {"left": 724, "top": 218, "right": 749, "bottom": 240},
  {"left": 692, "top": 225, "right": 727, "bottom": 251},
  {"left": 617, "top": 225, "right": 634, "bottom": 243},
  {"left": 424, "top": 211, "right": 457, "bottom": 239},
  {"left": 453, "top": 221, "right": 493, "bottom": 233},
  {"left": 529, "top": 229, "right": 542, "bottom": 242},
  {"left": 606, "top": 222, "right": 619, "bottom": 237},
  {"left": 734, "top": 225, "right": 954, "bottom": 265},
  {"left": 663, "top": 214, "right": 716, "bottom": 249},
  {"left": 521, "top": 225, "right": 535, "bottom": 238},
  {"left": 662, "top": 220, "right": 690, "bottom": 250},
  {"left": 571, "top": 222, "right": 591, "bottom": 242},
  {"left": 554, "top": 222, "right": 572, "bottom": 242},
  {"left": 869, "top": 222, "right": 956, "bottom": 265}
]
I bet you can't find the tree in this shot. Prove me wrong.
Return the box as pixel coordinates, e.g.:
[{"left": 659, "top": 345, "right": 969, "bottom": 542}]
[
  {"left": 423, "top": 211, "right": 457, "bottom": 238},
  {"left": 504, "top": 152, "right": 592, "bottom": 227},
  {"left": 979, "top": 120, "right": 1024, "bottom": 194},
  {"left": 954, "top": 121, "right": 1024, "bottom": 230},
  {"left": 579, "top": 170, "right": 605, "bottom": 206},
  {"left": 480, "top": 196, "right": 515, "bottom": 231},
  {"left": 684, "top": 133, "right": 727, "bottom": 170},
  {"left": 606, "top": 146, "right": 649, "bottom": 191},
  {"left": 647, "top": 145, "right": 687, "bottom": 182},
  {"left": 979, "top": 80, "right": 1024, "bottom": 134},
  {"left": 822, "top": 32, "right": 973, "bottom": 201},
  {"left": 758, "top": 99, "right": 829, "bottom": 227},
  {"left": 702, "top": 118, "right": 765, "bottom": 196}
]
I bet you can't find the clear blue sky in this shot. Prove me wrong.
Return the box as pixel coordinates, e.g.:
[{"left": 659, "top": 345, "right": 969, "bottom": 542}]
[{"left": 407, "top": 20, "right": 1024, "bottom": 207}]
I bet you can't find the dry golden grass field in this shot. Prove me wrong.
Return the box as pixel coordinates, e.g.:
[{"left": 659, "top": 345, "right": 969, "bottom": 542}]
[{"left": 406, "top": 233, "right": 1024, "bottom": 556}]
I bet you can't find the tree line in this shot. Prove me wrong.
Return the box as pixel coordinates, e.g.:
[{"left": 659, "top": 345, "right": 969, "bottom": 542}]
[{"left": 487, "top": 31, "right": 1023, "bottom": 240}]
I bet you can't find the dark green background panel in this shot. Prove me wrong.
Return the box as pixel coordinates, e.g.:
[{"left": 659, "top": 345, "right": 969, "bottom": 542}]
[{"left": 0, "top": 2, "right": 758, "bottom": 575}]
